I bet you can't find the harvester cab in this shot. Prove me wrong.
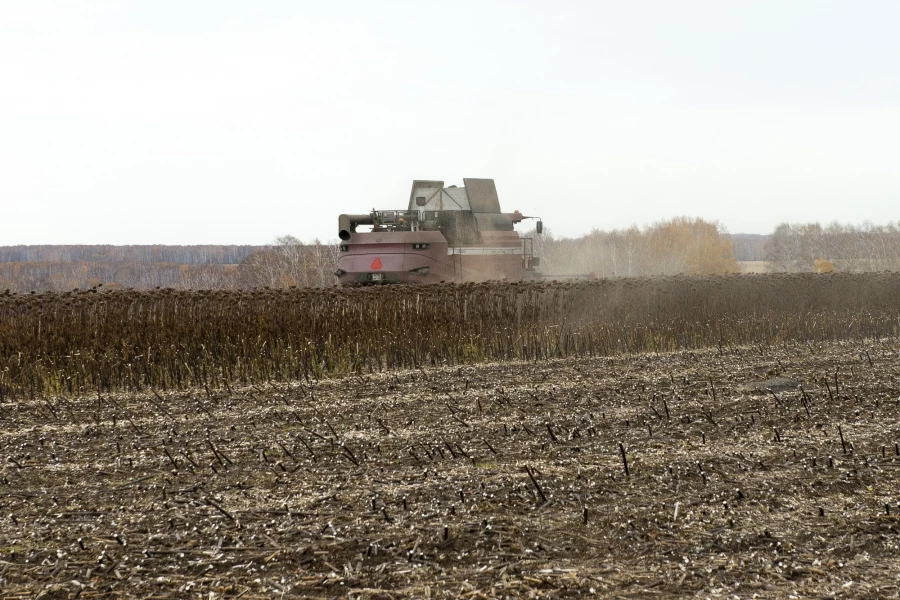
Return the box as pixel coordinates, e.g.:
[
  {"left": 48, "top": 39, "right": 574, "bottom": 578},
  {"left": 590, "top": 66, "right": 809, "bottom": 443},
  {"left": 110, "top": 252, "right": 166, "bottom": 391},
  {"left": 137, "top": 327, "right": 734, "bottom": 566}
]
[{"left": 335, "top": 179, "right": 542, "bottom": 284}]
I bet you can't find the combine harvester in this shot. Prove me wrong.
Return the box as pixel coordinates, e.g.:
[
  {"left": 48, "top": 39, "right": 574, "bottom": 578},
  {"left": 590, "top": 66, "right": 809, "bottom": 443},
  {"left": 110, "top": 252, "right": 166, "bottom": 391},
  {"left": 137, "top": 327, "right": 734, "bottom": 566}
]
[{"left": 335, "top": 179, "right": 543, "bottom": 284}]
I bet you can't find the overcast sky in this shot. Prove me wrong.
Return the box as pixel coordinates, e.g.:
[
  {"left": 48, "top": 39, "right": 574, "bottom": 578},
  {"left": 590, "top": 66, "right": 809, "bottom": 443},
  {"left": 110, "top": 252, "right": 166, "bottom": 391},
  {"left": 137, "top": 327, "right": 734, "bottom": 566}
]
[{"left": 2, "top": 1, "right": 899, "bottom": 244}]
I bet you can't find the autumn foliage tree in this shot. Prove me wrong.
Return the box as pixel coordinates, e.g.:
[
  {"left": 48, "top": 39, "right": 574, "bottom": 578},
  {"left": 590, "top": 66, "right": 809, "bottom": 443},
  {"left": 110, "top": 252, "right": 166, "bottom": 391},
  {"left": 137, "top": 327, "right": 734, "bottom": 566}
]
[
  {"left": 644, "top": 217, "right": 740, "bottom": 275},
  {"left": 526, "top": 217, "right": 739, "bottom": 277}
]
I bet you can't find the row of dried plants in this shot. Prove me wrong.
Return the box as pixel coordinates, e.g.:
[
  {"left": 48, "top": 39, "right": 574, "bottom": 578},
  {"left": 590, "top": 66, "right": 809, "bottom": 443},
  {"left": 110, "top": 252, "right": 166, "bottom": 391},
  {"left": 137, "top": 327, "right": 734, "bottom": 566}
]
[{"left": 2, "top": 272, "right": 900, "bottom": 398}]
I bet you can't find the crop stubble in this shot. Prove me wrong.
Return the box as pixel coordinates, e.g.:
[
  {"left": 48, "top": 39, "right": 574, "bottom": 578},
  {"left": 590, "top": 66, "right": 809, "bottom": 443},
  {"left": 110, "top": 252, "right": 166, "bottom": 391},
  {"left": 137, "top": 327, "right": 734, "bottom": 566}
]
[
  {"left": 2, "top": 339, "right": 900, "bottom": 597},
  {"left": 2, "top": 274, "right": 900, "bottom": 598}
]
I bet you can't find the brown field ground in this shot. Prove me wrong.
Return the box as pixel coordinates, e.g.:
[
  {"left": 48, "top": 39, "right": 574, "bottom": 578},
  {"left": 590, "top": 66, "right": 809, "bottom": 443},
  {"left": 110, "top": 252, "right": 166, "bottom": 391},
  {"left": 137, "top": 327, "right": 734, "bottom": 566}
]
[
  {"left": 3, "top": 338, "right": 900, "bottom": 598},
  {"left": 737, "top": 261, "right": 769, "bottom": 274}
]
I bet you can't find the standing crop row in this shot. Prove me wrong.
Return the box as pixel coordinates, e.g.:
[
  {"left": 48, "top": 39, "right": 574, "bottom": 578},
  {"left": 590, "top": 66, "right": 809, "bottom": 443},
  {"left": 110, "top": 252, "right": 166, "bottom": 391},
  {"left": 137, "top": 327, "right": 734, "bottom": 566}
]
[{"left": 2, "top": 272, "right": 900, "bottom": 398}]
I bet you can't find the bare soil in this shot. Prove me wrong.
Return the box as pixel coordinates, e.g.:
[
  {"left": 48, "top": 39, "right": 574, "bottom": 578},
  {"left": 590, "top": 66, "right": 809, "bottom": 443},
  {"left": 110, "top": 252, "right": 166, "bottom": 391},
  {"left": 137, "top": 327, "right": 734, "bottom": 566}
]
[{"left": 2, "top": 340, "right": 900, "bottom": 598}]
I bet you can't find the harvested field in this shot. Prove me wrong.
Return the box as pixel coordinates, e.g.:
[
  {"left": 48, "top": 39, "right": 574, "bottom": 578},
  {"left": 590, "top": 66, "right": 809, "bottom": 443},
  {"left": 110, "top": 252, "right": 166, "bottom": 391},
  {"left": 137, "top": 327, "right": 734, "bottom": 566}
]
[{"left": 2, "top": 339, "right": 900, "bottom": 598}]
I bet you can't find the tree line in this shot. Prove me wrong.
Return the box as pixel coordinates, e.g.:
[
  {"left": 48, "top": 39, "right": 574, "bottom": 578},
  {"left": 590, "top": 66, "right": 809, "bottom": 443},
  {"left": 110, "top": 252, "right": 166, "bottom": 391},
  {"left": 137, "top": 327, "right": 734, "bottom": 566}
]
[
  {"left": 0, "top": 238, "right": 340, "bottom": 292},
  {"left": 527, "top": 217, "right": 740, "bottom": 277},
  {"left": 0, "top": 245, "right": 265, "bottom": 264},
  {"left": 531, "top": 220, "right": 900, "bottom": 276},
  {"left": 766, "top": 222, "right": 900, "bottom": 273},
  {"left": 2, "top": 219, "right": 898, "bottom": 292}
]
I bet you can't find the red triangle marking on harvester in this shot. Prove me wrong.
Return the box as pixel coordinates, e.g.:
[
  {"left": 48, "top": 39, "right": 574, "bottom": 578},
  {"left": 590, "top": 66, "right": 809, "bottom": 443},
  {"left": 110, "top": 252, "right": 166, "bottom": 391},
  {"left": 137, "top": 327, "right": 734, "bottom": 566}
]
[{"left": 371, "top": 257, "right": 383, "bottom": 270}]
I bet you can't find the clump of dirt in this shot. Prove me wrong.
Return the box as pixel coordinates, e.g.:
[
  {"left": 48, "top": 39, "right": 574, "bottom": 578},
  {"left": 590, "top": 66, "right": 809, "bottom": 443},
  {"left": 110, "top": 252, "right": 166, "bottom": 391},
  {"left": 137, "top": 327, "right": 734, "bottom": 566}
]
[{"left": 1, "top": 339, "right": 900, "bottom": 598}]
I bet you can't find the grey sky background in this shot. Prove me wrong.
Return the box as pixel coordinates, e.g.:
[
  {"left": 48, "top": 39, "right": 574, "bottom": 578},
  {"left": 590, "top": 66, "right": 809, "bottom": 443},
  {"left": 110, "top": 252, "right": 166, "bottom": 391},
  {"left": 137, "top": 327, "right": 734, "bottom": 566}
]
[{"left": 2, "top": 1, "right": 898, "bottom": 244}]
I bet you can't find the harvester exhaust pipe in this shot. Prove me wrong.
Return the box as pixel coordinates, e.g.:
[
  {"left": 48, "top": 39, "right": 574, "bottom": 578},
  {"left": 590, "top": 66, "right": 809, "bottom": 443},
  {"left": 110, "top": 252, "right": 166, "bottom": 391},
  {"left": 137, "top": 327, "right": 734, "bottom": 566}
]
[{"left": 338, "top": 214, "right": 374, "bottom": 241}]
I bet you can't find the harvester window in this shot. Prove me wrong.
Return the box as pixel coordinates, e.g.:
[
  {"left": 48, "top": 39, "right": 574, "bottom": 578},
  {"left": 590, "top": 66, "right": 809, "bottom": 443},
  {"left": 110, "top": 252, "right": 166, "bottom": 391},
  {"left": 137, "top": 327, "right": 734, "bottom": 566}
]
[{"left": 412, "top": 243, "right": 430, "bottom": 250}]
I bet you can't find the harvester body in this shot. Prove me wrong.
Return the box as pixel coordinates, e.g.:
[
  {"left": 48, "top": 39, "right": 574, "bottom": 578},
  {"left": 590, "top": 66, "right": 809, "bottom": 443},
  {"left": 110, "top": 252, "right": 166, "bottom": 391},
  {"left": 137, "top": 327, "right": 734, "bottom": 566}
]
[{"left": 336, "top": 179, "right": 540, "bottom": 284}]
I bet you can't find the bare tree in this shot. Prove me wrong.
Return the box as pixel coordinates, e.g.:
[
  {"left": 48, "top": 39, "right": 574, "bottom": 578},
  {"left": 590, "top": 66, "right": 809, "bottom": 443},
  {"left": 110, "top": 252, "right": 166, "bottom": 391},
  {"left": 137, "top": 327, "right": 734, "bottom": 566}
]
[
  {"left": 767, "top": 221, "right": 900, "bottom": 273},
  {"left": 239, "top": 235, "right": 341, "bottom": 288}
]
